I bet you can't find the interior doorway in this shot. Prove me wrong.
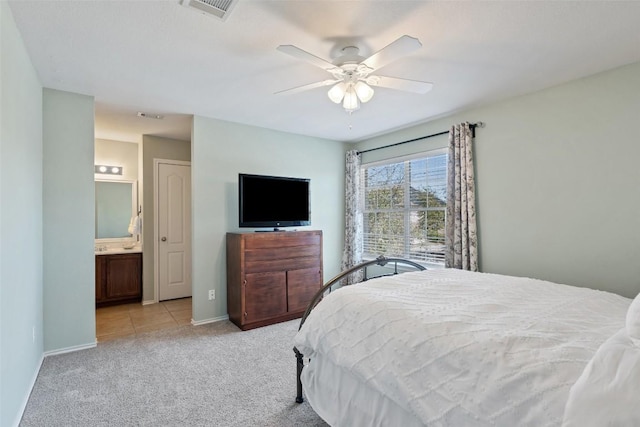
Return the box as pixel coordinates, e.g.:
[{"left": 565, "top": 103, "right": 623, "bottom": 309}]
[{"left": 154, "top": 159, "right": 192, "bottom": 301}]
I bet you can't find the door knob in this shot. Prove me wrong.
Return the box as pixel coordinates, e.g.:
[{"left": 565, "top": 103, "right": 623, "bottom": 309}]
[{"left": 161, "top": 237, "right": 167, "bottom": 241}]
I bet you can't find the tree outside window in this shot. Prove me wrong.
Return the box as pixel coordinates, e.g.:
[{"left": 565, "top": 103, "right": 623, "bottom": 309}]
[{"left": 361, "top": 152, "right": 447, "bottom": 265}]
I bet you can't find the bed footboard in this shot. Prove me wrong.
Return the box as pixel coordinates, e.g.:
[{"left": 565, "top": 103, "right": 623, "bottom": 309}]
[{"left": 294, "top": 256, "right": 426, "bottom": 404}]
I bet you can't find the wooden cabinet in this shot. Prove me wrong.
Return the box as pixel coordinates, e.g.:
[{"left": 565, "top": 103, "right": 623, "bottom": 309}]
[
  {"left": 227, "top": 231, "right": 323, "bottom": 330},
  {"left": 95, "top": 252, "right": 142, "bottom": 307}
]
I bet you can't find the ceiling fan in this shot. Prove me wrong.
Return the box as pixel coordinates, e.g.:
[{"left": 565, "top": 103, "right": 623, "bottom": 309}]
[{"left": 275, "top": 35, "right": 433, "bottom": 114}]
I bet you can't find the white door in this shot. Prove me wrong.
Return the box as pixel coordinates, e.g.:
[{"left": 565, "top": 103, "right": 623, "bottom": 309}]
[{"left": 157, "top": 162, "right": 192, "bottom": 301}]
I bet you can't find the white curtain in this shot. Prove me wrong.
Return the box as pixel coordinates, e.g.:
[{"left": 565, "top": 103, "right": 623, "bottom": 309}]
[
  {"left": 341, "top": 150, "right": 363, "bottom": 284},
  {"left": 445, "top": 123, "right": 478, "bottom": 271}
]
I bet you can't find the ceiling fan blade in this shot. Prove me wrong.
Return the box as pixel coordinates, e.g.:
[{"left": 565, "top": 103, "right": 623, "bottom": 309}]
[
  {"left": 361, "top": 35, "right": 422, "bottom": 71},
  {"left": 369, "top": 76, "right": 433, "bottom": 94},
  {"left": 276, "top": 45, "right": 337, "bottom": 72},
  {"left": 275, "top": 79, "right": 339, "bottom": 95}
]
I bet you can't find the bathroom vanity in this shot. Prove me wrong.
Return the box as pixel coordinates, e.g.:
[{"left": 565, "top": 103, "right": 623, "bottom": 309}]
[
  {"left": 95, "top": 250, "right": 142, "bottom": 306},
  {"left": 94, "top": 178, "right": 142, "bottom": 306}
]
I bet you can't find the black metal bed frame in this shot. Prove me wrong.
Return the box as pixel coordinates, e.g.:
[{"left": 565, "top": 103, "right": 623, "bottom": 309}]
[{"left": 294, "top": 255, "right": 427, "bottom": 403}]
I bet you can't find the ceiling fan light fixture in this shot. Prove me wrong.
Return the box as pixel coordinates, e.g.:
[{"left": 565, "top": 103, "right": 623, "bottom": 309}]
[
  {"left": 343, "top": 86, "right": 360, "bottom": 112},
  {"left": 328, "top": 82, "right": 346, "bottom": 104},
  {"left": 354, "top": 81, "right": 374, "bottom": 103}
]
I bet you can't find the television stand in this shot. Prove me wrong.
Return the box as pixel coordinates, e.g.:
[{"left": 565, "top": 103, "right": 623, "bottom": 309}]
[{"left": 226, "top": 230, "right": 323, "bottom": 330}]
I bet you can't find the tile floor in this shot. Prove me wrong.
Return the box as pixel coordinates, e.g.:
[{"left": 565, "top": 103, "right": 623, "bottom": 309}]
[{"left": 96, "top": 297, "right": 192, "bottom": 342}]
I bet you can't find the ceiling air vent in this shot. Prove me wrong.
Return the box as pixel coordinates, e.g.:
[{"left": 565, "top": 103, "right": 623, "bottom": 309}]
[{"left": 181, "top": 0, "right": 237, "bottom": 21}]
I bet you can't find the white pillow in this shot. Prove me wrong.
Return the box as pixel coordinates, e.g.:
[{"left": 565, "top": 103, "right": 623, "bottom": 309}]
[
  {"left": 562, "top": 325, "right": 640, "bottom": 427},
  {"left": 626, "top": 292, "right": 640, "bottom": 346}
]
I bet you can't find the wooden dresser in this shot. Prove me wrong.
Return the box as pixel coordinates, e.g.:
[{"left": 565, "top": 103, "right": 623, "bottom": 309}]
[{"left": 226, "top": 230, "right": 323, "bottom": 330}]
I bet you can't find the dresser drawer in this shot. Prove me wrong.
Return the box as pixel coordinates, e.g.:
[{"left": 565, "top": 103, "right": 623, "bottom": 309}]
[
  {"left": 245, "top": 244, "right": 320, "bottom": 263},
  {"left": 245, "top": 256, "right": 320, "bottom": 274},
  {"left": 244, "top": 232, "right": 321, "bottom": 250}
]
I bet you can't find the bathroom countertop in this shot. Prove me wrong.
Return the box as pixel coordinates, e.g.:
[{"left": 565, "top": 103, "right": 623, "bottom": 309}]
[{"left": 94, "top": 247, "right": 142, "bottom": 255}]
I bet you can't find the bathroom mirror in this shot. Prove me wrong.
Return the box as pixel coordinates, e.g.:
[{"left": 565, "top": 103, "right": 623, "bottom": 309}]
[{"left": 95, "top": 180, "right": 138, "bottom": 242}]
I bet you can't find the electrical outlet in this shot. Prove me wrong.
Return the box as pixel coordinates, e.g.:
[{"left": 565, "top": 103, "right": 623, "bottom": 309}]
[{"left": 208, "top": 289, "right": 215, "bottom": 300}]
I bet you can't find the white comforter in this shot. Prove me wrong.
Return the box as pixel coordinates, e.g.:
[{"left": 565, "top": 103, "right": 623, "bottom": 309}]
[{"left": 294, "top": 269, "right": 630, "bottom": 427}]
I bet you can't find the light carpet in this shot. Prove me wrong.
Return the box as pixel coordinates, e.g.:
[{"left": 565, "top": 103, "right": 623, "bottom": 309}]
[{"left": 20, "top": 320, "right": 327, "bottom": 426}]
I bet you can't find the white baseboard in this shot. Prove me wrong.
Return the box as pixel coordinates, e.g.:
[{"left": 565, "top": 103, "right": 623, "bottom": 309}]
[
  {"left": 12, "top": 354, "right": 44, "bottom": 427},
  {"left": 191, "top": 314, "right": 229, "bottom": 326},
  {"left": 142, "top": 299, "right": 156, "bottom": 305},
  {"left": 43, "top": 341, "right": 97, "bottom": 357}
]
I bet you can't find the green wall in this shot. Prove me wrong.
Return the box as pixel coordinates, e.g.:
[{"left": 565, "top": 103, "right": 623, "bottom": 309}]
[
  {"left": 43, "top": 89, "right": 96, "bottom": 351},
  {"left": 357, "top": 61, "right": 640, "bottom": 298},
  {"left": 0, "top": 3, "right": 44, "bottom": 426},
  {"left": 191, "top": 116, "right": 345, "bottom": 323}
]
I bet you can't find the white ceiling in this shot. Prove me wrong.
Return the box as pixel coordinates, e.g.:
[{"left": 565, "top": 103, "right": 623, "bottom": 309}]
[{"left": 8, "top": 0, "right": 640, "bottom": 143}]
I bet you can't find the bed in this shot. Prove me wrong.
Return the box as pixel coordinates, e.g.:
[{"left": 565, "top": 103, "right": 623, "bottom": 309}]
[{"left": 293, "top": 257, "right": 640, "bottom": 426}]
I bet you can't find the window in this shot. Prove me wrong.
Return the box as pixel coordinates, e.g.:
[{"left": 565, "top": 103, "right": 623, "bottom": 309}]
[{"left": 361, "top": 150, "right": 447, "bottom": 266}]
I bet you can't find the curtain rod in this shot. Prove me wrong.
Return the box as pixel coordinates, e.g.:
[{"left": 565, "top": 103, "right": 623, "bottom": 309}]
[{"left": 357, "top": 121, "right": 484, "bottom": 155}]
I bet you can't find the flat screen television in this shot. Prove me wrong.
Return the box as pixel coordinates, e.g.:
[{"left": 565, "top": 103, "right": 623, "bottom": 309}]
[{"left": 239, "top": 173, "right": 310, "bottom": 229}]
